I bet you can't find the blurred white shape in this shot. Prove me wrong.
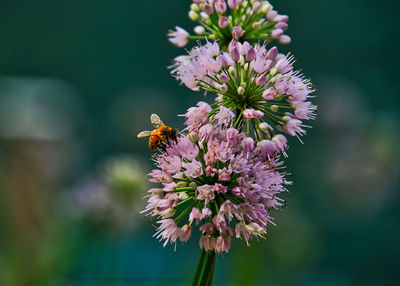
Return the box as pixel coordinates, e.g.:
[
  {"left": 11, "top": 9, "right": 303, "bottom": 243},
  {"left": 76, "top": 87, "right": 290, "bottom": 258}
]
[
  {"left": 317, "top": 77, "right": 400, "bottom": 213},
  {"left": 0, "top": 77, "right": 82, "bottom": 140},
  {"left": 71, "top": 155, "right": 149, "bottom": 232}
]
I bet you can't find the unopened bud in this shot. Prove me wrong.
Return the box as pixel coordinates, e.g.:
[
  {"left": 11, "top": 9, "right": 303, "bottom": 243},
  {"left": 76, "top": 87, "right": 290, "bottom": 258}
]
[
  {"left": 228, "top": 66, "right": 236, "bottom": 75},
  {"left": 176, "top": 181, "right": 187, "bottom": 188},
  {"left": 190, "top": 3, "right": 200, "bottom": 12},
  {"left": 189, "top": 11, "right": 199, "bottom": 21},
  {"left": 237, "top": 86, "right": 245, "bottom": 95},
  {"left": 179, "top": 192, "right": 189, "bottom": 200},
  {"left": 189, "top": 181, "right": 197, "bottom": 189},
  {"left": 230, "top": 47, "right": 240, "bottom": 61},
  {"left": 279, "top": 35, "right": 291, "bottom": 44},
  {"left": 200, "top": 11, "right": 209, "bottom": 19},
  {"left": 246, "top": 47, "right": 256, "bottom": 61},
  {"left": 269, "top": 67, "right": 278, "bottom": 76},
  {"left": 282, "top": 115, "right": 291, "bottom": 122},
  {"left": 162, "top": 208, "right": 176, "bottom": 218},
  {"left": 203, "top": 3, "right": 214, "bottom": 15},
  {"left": 270, "top": 105, "right": 279, "bottom": 112},
  {"left": 194, "top": 25, "right": 205, "bottom": 35},
  {"left": 219, "top": 73, "right": 229, "bottom": 83},
  {"left": 208, "top": 33, "right": 215, "bottom": 39},
  {"left": 180, "top": 224, "right": 192, "bottom": 241},
  {"left": 252, "top": 21, "right": 262, "bottom": 30},
  {"left": 218, "top": 16, "right": 229, "bottom": 28},
  {"left": 259, "top": 122, "right": 272, "bottom": 132},
  {"left": 261, "top": 2, "right": 272, "bottom": 13},
  {"left": 188, "top": 132, "right": 199, "bottom": 143},
  {"left": 252, "top": 1, "right": 262, "bottom": 13},
  {"left": 240, "top": 82, "right": 247, "bottom": 88},
  {"left": 220, "top": 84, "right": 228, "bottom": 93}
]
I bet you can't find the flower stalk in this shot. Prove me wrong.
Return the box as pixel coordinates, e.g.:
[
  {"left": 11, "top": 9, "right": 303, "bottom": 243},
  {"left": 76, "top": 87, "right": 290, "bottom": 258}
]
[{"left": 192, "top": 250, "right": 217, "bottom": 286}]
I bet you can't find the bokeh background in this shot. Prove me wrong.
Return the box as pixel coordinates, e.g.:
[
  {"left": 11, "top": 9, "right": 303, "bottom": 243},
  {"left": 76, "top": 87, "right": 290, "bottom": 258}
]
[{"left": 0, "top": 0, "right": 399, "bottom": 285}]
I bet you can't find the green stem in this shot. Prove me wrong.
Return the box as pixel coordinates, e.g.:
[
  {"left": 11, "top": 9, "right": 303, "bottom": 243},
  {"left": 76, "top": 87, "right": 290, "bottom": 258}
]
[{"left": 192, "top": 250, "right": 217, "bottom": 286}]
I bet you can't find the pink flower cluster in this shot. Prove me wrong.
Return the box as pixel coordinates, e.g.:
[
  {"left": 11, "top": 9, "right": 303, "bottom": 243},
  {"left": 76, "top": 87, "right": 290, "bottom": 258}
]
[
  {"left": 168, "top": 0, "right": 290, "bottom": 48},
  {"left": 143, "top": 102, "right": 289, "bottom": 253},
  {"left": 172, "top": 40, "right": 316, "bottom": 139}
]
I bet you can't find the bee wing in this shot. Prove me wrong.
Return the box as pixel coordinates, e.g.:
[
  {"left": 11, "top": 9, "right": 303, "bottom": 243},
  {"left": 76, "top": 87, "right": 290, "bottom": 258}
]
[
  {"left": 151, "top": 113, "right": 165, "bottom": 128},
  {"left": 137, "top": 130, "right": 152, "bottom": 138}
]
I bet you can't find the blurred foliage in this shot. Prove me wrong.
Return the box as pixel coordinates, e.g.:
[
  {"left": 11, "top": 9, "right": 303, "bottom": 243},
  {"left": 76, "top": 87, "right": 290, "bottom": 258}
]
[{"left": 0, "top": 0, "right": 399, "bottom": 285}]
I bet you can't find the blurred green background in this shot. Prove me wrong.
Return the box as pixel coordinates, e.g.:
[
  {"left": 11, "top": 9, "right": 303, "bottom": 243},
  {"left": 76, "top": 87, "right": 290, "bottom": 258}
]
[{"left": 0, "top": 0, "right": 399, "bottom": 285}]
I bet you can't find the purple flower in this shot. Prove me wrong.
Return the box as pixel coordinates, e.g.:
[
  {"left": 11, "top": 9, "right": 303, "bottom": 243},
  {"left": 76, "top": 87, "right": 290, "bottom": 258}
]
[
  {"left": 232, "top": 26, "right": 243, "bottom": 40},
  {"left": 143, "top": 105, "right": 289, "bottom": 252},
  {"left": 168, "top": 0, "right": 291, "bottom": 47},
  {"left": 172, "top": 41, "right": 316, "bottom": 140},
  {"left": 168, "top": 26, "right": 189, "bottom": 47}
]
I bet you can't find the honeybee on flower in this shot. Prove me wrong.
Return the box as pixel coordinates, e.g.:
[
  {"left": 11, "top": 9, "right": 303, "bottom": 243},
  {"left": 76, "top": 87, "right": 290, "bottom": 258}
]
[{"left": 137, "top": 114, "right": 178, "bottom": 150}]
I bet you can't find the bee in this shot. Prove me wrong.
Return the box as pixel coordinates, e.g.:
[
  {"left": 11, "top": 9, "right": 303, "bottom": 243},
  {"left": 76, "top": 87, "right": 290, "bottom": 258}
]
[{"left": 137, "top": 114, "right": 178, "bottom": 149}]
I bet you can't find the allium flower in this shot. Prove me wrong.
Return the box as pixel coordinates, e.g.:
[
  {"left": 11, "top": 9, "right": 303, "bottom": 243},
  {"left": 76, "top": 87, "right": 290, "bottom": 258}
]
[
  {"left": 170, "top": 0, "right": 290, "bottom": 48},
  {"left": 143, "top": 102, "right": 289, "bottom": 253},
  {"left": 171, "top": 40, "right": 316, "bottom": 140},
  {"left": 168, "top": 26, "right": 190, "bottom": 47}
]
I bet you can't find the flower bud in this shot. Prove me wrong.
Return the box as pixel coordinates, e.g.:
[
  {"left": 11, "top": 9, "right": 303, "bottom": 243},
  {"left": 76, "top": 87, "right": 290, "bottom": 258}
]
[
  {"left": 270, "top": 105, "right": 279, "bottom": 112},
  {"left": 190, "top": 3, "right": 200, "bottom": 12},
  {"left": 220, "top": 84, "right": 228, "bottom": 93},
  {"left": 230, "top": 47, "right": 240, "bottom": 61},
  {"left": 203, "top": 3, "right": 214, "bottom": 15},
  {"left": 228, "top": 0, "right": 240, "bottom": 9},
  {"left": 176, "top": 181, "right": 187, "bottom": 188},
  {"left": 252, "top": 1, "right": 262, "bottom": 13},
  {"left": 219, "top": 73, "right": 229, "bottom": 83},
  {"left": 148, "top": 188, "right": 164, "bottom": 196},
  {"left": 189, "top": 10, "right": 199, "bottom": 21},
  {"left": 215, "top": 0, "right": 227, "bottom": 13},
  {"left": 237, "top": 86, "right": 245, "bottom": 95},
  {"left": 246, "top": 47, "right": 256, "bottom": 61},
  {"left": 271, "top": 28, "right": 283, "bottom": 38},
  {"left": 194, "top": 25, "right": 205, "bottom": 35},
  {"left": 262, "top": 87, "right": 276, "bottom": 100},
  {"left": 228, "top": 66, "right": 236, "bottom": 75},
  {"left": 261, "top": 2, "right": 272, "bottom": 13},
  {"left": 246, "top": 223, "right": 265, "bottom": 233},
  {"left": 252, "top": 21, "right": 262, "bottom": 30},
  {"left": 189, "top": 181, "right": 197, "bottom": 189},
  {"left": 256, "top": 75, "right": 267, "bottom": 86},
  {"left": 188, "top": 132, "right": 200, "bottom": 143},
  {"left": 218, "top": 16, "right": 229, "bottom": 28},
  {"left": 254, "top": 110, "right": 264, "bottom": 119},
  {"left": 259, "top": 122, "right": 272, "bottom": 132},
  {"left": 267, "top": 9, "right": 278, "bottom": 21},
  {"left": 275, "top": 14, "right": 289, "bottom": 22},
  {"left": 161, "top": 208, "right": 176, "bottom": 218},
  {"left": 279, "top": 35, "right": 291, "bottom": 44},
  {"left": 217, "top": 54, "right": 229, "bottom": 67},
  {"left": 266, "top": 47, "right": 278, "bottom": 59},
  {"left": 179, "top": 192, "right": 189, "bottom": 200},
  {"left": 242, "top": 137, "right": 255, "bottom": 152},
  {"left": 180, "top": 225, "right": 192, "bottom": 242},
  {"left": 275, "top": 22, "right": 288, "bottom": 30},
  {"left": 232, "top": 26, "right": 243, "bottom": 40}
]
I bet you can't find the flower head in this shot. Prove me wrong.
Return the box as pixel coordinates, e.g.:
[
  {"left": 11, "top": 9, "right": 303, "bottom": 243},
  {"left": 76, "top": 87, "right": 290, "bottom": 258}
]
[
  {"left": 143, "top": 103, "right": 289, "bottom": 253},
  {"left": 172, "top": 41, "right": 316, "bottom": 140},
  {"left": 169, "top": 0, "right": 290, "bottom": 48}
]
